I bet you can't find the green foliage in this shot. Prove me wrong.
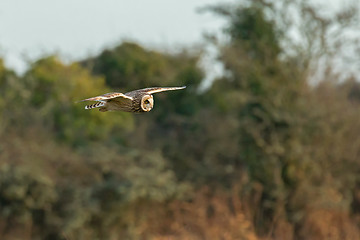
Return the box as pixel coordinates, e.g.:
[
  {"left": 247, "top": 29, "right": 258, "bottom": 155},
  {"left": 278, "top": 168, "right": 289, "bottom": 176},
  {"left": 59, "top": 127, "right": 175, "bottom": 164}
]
[
  {"left": 204, "top": 0, "right": 360, "bottom": 232},
  {"left": 210, "top": 4, "right": 281, "bottom": 59},
  {"left": 0, "top": 164, "right": 56, "bottom": 221},
  {"left": 121, "top": 150, "right": 189, "bottom": 202},
  {"left": 207, "top": 3, "right": 309, "bottom": 195},
  {"left": 21, "top": 56, "right": 134, "bottom": 145},
  {"left": 0, "top": 59, "right": 24, "bottom": 133},
  {"left": 82, "top": 42, "right": 201, "bottom": 91}
]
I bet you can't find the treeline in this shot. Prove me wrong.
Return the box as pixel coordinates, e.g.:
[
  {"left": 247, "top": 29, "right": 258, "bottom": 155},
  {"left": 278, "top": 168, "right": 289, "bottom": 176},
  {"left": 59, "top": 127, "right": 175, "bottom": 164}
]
[{"left": 1, "top": 1, "right": 360, "bottom": 239}]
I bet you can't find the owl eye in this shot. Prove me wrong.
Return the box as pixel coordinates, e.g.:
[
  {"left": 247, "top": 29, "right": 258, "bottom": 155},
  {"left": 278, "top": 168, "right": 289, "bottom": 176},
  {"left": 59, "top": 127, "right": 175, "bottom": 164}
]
[{"left": 144, "top": 100, "right": 150, "bottom": 104}]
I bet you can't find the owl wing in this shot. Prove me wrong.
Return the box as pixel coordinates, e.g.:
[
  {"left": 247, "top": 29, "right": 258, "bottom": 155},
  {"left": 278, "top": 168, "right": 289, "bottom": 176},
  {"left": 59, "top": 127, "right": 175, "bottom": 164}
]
[
  {"left": 79, "top": 92, "right": 133, "bottom": 102},
  {"left": 136, "top": 86, "right": 186, "bottom": 95}
]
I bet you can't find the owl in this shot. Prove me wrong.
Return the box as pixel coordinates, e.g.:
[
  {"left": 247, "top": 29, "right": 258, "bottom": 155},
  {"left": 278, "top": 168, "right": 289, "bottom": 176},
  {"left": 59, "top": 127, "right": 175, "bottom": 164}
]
[{"left": 79, "top": 86, "right": 186, "bottom": 112}]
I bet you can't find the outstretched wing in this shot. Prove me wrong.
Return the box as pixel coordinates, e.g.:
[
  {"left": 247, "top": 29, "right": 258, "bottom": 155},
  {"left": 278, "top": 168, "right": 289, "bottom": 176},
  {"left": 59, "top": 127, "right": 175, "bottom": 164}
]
[
  {"left": 79, "top": 92, "right": 133, "bottom": 102},
  {"left": 131, "top": 86, "right": 186, "bottom": 95}
]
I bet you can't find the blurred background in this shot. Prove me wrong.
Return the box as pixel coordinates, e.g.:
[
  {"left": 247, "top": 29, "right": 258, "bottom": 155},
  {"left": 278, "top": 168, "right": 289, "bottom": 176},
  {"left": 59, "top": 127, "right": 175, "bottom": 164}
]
[{"left": 1, "top": 0, "right": 360, "bottom": 239}]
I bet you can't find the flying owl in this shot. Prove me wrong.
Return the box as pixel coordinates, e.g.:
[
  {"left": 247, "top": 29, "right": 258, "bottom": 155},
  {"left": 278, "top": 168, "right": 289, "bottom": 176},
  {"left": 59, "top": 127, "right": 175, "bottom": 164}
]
[{"left": 79, "top": 86, "right": 186, "bottom": 112}]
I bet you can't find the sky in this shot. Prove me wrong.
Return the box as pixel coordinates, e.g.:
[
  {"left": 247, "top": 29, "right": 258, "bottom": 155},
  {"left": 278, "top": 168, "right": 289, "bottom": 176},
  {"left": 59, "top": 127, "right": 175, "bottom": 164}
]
[{"left": 0, "top": 0, "right": 229, "bottom": 74}]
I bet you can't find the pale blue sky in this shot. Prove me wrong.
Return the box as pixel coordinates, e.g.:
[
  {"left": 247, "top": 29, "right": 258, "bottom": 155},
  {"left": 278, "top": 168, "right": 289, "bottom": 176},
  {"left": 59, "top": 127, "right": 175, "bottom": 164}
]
[{"left": 0, "top": 0, "right": 228, "bottom": 73}]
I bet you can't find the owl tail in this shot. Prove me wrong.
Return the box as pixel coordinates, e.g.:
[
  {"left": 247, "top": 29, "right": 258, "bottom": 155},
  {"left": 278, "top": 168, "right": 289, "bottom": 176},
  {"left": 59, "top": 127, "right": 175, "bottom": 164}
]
[{"left": 85, "top": 102, "right": 106, "bottom": 110}]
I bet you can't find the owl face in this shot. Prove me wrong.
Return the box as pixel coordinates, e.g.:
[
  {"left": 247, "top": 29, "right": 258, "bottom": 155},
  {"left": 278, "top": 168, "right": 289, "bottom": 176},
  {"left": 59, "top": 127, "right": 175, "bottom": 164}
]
[{"left": 140, "top": 95, "right": 154, "bottom": 112}]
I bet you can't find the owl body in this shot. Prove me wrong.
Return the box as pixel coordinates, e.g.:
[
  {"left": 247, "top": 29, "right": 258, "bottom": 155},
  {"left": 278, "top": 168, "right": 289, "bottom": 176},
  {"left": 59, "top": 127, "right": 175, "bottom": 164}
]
[{"left": 79, "top": 86, "right": 185, "bottom": 113}]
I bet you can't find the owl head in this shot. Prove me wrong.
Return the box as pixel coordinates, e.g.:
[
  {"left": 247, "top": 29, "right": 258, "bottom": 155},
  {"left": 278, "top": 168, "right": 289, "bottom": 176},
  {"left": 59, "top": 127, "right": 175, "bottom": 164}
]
[{"left": 140, "top": 95, "right": 154, "bottom": 112}]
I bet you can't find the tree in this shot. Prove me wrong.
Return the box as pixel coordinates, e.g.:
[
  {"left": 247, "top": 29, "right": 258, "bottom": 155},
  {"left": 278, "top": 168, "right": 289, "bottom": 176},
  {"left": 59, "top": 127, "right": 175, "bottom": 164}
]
[
  {"left": 204, "top": 0, "right": 360, "bottom": 235},
  {"left": 81, "top": 42, "right": 202, "bottom": 91},
  {"left": 22, "top": 56, "right": 134, "bottom": 145}
]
